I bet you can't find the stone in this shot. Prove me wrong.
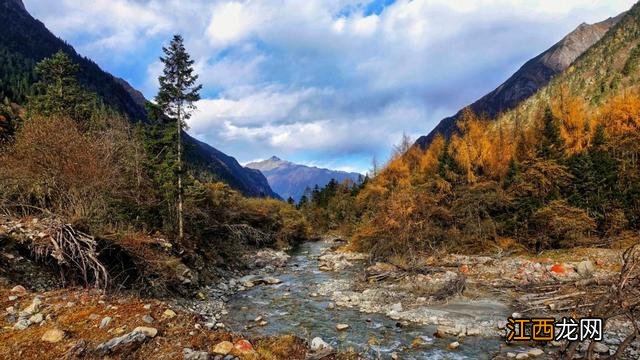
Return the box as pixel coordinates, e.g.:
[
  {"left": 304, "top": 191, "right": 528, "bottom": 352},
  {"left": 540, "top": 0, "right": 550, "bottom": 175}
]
[
  {"left": 8, "top": 296, "right": 17, "bottom": 301},
  {"left": 143, "top": 304, "right": 152, "bottom": 310},
  {"left": 41, "top": 328, "right": 65, "bottom": 343},
  {"left": 263, "top": 277, "right": 281, "bottom": 285},
  {"left": 234, "top": 339, "right": 254, "bottom": 353},
  {"left": 183, "top": 348, "right": 210, "bottom": 360},
  {"left": 21, "top": 296, "right": 42, "bottom": 316},
  {"left": 448, "top": 341, "right": 460, "bottom": 350},
  {"left": 327, "top": 302, "right": 335, "bottom": 310},
  {"left": 528, "top": 348, "right": 544, "bottom": 357},
  {"left": 254, "top": 316, "right": 263, "bottom": 322},
  {"left": 163, "top": 309, "right": 177, "bottom": 319},
  {"left": 515, "top": 354, "right": 529, "bottom": 360},
  {"left": 100, "top": 316, "right": 112, "bottom": 329},
  {"left": 176, "top": 263, "right": 197, "bottom": 285},
  {"left": 391, "top": 352, "right": 399, "bottom": 360},
  {"left": 576, "top": 260, "right": 595, "bottom": 277},
  {"left": 29, "top": 313, "right": 43, "bottom": 324},
  {"left": 507, "top": 353, "right": 517, "bottom": 358},
  {"left": 310, "top": 337, "right": 332, "bottom": 352},
  {"left": 96, "top": 330, "right": 149, "bottom": 355},
  {"left": 13, "top": 318, "right": 31, "bottom": 330},
  {"left": 10, "top": 285, "right": 26, "bottom": 294},
  {"left": 550, "top": 264, "right": 566, "bottom": 274},
  {"left": 133, "top": 326, "right": 158, "bottom": 338},
  {"left": 593, "top": 342, "right": 609, "bottom": 354},
  {"left": 142, "top": 315, "right": 154, "bottom": 324},
  {"left": 258, "top": 320, "right": 267, "bottom": 326},
  {"left": 336, "top": 323, "right": 350, "bottom": 331},
  {"left": 212, "top": 341, "right": 234, "bottom": 355},
  {"left": 390, "top": 302, "right": 403, "bottom": 312}
]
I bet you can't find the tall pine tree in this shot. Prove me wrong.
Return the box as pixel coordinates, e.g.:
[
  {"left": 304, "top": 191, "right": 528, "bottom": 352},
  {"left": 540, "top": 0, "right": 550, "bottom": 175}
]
[{"left": 155, "top": 35, "right": 202, "bottom": 244}]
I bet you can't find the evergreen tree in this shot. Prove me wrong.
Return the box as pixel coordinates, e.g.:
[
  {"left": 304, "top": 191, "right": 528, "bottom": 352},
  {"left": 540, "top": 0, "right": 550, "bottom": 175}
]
[
  {"left": 538, "top": 107, "right": 564, "bottom": 159},
  {"left": 27, "top": 51, "right": 98, "bottom": 124},
  {"left": 155, "top": 35, "right": 202, "bottom": 244},
  {"left": 287, "top": 196, "right": 295, "bottom": 205}
]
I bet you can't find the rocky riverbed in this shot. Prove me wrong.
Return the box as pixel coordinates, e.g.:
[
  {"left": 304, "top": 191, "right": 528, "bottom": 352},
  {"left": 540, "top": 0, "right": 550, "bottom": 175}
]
[{"left": 180, "top": 237, "right": 640, "bottom": 359}]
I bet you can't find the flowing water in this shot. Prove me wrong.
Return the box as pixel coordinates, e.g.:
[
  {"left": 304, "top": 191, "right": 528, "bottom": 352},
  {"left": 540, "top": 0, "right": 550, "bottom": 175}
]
[{"left": 222, "top": 241, "right": 507, "bottom": 359}]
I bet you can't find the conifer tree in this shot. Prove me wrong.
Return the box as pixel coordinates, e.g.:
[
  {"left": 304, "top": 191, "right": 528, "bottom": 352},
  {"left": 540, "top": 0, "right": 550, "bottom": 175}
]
[
  {"left": 28, "top": 51, "right": 97, "bottom": 123},
  {"left": 155, "top": 35, "right": 202, "bottom": 244}
]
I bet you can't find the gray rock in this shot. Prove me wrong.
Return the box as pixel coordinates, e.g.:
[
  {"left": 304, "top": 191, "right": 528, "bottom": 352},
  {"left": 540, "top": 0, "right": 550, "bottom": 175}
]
[
  {"left": 576, "top": 260, "right": 595, "bottom": 277},
  {"left": 96, "top": 330, "right": 148, "bottom": 356},
  {"left": 13, "top": 318, "right": 31, "bottom": 330},
  {"left": 142, "top": 315, "right": 154, "bottom": 324},
  {"left": 310, "top": 337, "right": 332, "bottom": 352},
  {"left": 28, "top": 313, "right": 43, "bottom": 324},
  {"left": 100, "top": 316, "right": 112, "bottom": 329},
  {"left": 391, "top": 302, "right": 403, "bottom": 312},
  {"left": 183, "top": 348, "right": 210, "bottom": 360},
  {"left": 528, "top": 348, "right": 544, "bottom": 357}
]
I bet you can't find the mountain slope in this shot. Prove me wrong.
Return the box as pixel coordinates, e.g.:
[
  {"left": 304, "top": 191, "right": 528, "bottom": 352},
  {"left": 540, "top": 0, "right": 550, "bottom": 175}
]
[
  {"left": 246, "top": 156, "right": 362, "bottom": 201},
  {"left": 0, "top": 0, "right": 277, "bottom": 198},
  {"left": 496, "top": 1, "right": 640, "bottom": 128},
  {"left": 415, "top": 12, "right": 624, "bottom": 149}
]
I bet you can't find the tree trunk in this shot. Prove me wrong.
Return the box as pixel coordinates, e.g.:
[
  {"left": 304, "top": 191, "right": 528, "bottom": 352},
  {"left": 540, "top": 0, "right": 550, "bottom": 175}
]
[{"left": 177, "top": 105, "right": 184, "bottom": 244}]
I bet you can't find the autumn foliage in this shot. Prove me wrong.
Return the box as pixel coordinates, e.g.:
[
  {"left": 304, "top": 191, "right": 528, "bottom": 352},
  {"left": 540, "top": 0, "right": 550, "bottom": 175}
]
[{"left": 311, "top": 90, "right": 640, "bottom": 260}]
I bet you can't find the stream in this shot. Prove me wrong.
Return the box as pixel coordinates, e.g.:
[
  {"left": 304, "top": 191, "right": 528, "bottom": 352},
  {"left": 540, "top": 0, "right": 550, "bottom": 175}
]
[{"left": 222, "top": 240, "right": 506, "bottom": 359}]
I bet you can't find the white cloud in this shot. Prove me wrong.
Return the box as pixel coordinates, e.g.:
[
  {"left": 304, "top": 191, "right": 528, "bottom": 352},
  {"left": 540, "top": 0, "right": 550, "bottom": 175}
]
[{"left": 23, "top": 0, "right": 637, "bottom": 171}]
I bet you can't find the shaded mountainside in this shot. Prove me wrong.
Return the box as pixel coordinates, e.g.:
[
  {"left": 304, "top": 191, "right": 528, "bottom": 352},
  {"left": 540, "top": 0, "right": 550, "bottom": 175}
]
[
  {"left": 415, "top": 12, "right": 624, "bottom": 149},
  {"left": 247, "top": 156, "right": 362, "bottom": 201},
  {"left": 0, "top": 0, "right": 276, "bottom": 198}
]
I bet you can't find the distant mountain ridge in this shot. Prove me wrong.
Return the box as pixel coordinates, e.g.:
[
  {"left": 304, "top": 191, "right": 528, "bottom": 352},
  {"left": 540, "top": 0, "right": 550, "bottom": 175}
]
[
  {"left": 415, "top": 12, "right": 625, "bottom": 149},
  {"left": 0, "top": 0, "right": 277, "bottom": 198},
  {"left": 246, "top": 156, "right": 363, "bottom": 201}
]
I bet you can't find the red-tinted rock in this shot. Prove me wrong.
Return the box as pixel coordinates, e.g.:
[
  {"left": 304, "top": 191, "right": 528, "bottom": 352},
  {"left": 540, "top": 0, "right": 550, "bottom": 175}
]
[
  {"left": 550, "top": 264, "right": 566, "bottom": 274},
  {"left": 234, "top": 339, "right": 254, "bottom": 353}
]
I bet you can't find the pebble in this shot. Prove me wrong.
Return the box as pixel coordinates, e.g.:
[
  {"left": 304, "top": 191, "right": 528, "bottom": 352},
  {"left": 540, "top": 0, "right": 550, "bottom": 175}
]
[
  {"left": 29, "top": 313, "right": 43, "bottom": 324},
  {"left": 10, "top": 285, "right": 26, "bottom": 294},
  {"left": 133, "top": 326, "right": 158, "bottom": 338},
  {"left": 254, "top": 316, "right": 263, "bottom": 322},
  {"left": 336, "top": 323, "right": 350, "bottom": 331},
  {"left": 448, "top": 341, "right": 460, "bottom": 350},
  {"left": 507, "top": 353, "right": 516, "bottom": 358},
  {"left": 143, "top": 304, "right": 152, "bottom": 310},
  {"left": 258, "top": 320, "right": 267, "bottom": 326},
  {"left": 528, "top": 348, "right": 544, "bottom": 357},
  {"left": 234, "top": 339, "right": 254, "bottom": 353},
  {"left": 183, "top": 348, "right": 210, "bottom": 360},
  {"left": 515, "top": 354, "right": 529, "bottom": 360},
  {"left": 100, "top": 316, "right": 112, "bottom": 329},
  {"left": 8, "top": 296, "right": 17, "bottom": 301},
  {"left": 327, "top": 302, "right": 335, "bottom": 309},
  {"left": 163, "top": 309, "right": 177, "bottom": 319},
  {"left": 13, "top": 318, "right": 31, "bottom": 330},
  {"left": 142, "top": 315, "right": 154, "bottom": 324}
]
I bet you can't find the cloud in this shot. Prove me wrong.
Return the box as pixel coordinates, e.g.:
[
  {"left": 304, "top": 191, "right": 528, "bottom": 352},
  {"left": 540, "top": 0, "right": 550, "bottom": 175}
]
[{"left": 23, "top": 0, "right": 637, "bottom": 172}]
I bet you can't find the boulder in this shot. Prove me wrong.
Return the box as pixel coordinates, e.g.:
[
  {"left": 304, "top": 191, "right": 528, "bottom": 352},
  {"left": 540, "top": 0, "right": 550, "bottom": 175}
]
[{"left": 41, "top": 328, "right": 65, "bottom": 343}]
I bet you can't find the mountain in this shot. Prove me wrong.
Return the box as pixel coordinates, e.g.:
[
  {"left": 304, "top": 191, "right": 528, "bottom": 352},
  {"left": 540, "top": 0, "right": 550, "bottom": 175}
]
[
  {"left": 495, "top": 1, "right": 640, "bottom": 127},
  {"left": 415, "top": 12, "right": 625, "bottom": 149},
  {"left": 246, "top": 156, "right": 362, "bottom": 201},
  {"left": 0, "top": 0, "right": 277, "bottom": 198}
]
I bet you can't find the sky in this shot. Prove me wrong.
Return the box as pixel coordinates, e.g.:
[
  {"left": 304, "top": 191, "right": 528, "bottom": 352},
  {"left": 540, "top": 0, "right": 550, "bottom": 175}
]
[{"left": 23, "top": 0, "right": 636, "bottom": 174}]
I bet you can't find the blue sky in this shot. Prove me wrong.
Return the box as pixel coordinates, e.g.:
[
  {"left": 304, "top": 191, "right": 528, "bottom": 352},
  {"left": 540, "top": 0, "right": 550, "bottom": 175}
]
[{"left": 23, "top": 0, "right": 636, "bottom": 174}]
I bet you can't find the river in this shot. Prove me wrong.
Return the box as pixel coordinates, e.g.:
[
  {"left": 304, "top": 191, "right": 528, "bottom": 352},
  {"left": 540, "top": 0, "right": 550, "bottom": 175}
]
[{"left": 221, "top": 240, "right": 508, "bottom": 359}]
